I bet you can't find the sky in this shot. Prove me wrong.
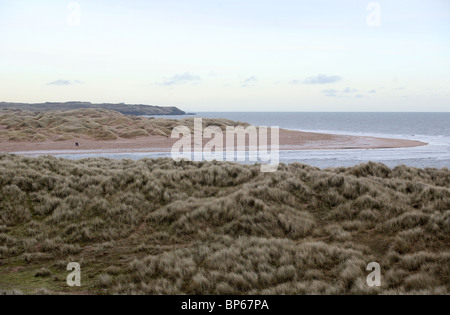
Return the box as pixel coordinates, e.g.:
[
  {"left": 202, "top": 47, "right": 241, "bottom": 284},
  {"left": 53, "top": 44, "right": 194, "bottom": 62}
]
[{"left": 0, "top": 0, "right": 449, "bottom": 112}]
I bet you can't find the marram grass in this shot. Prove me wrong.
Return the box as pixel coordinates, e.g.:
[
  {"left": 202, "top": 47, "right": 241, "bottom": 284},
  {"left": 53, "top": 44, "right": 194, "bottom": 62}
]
[
  {"left": 0, "top": 155, "right": 448, "bottom": 295},
  {"left": 0, "top": 108, "right": 247, "bottom": 142}
]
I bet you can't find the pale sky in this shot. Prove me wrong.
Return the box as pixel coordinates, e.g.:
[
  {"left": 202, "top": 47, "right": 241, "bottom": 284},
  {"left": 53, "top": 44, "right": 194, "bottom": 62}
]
[{"left": 0, "top": 0, "right": 449, "bottom": 112}]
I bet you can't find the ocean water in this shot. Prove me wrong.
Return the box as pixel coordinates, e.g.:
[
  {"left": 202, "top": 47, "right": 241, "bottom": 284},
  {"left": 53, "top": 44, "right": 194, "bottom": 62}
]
[
  {"left": 195, "top": 112, "right": 450, "bottom": 169},
  {"left": 25, "top": 112, "right": 450, "bottom": 169}
]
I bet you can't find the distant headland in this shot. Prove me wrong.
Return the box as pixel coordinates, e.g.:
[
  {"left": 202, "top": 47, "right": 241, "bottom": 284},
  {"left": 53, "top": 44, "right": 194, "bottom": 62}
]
[{"left": 0, "top": 101, "right": 186, "bottom": 116}]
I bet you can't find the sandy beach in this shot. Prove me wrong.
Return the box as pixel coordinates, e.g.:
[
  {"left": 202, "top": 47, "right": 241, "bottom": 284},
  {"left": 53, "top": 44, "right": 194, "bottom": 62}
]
[{"left": 0, "top": 128, "right": 427, "bottom": 155}]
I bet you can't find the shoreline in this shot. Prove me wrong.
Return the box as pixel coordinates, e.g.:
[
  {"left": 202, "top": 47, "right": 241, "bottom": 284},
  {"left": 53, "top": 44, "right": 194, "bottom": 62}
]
[{"left": 0, "top": 128, "right": 427, "bottom": 156}]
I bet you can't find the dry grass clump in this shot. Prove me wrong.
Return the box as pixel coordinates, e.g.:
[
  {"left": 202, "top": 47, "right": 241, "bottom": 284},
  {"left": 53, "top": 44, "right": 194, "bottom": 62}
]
[
  {"left": 34, "top": 268, "right": 52, "bottom": 278},
  {"left": 33, "top": 288, "right": 53, "bottom": 295},
  {"left": 0, "top": 109, "right": 247, "bottom": 142},
  {"left": 118, "top": 235, "right": 368, "bottom": 295},
  {"left": 0, "top": 155, "right": 448, "bottom": 295}
]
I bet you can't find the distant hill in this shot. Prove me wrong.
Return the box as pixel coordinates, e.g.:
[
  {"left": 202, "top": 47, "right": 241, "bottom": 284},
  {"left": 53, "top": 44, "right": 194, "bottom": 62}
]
[{"left": 0, "top": 102, "right": 186, "bottom": 116}]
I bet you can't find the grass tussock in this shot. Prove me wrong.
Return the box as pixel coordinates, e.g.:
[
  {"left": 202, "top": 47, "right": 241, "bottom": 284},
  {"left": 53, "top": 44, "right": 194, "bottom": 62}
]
[{"left": 0, "top": 155, "right": 448, "bottom": 295}]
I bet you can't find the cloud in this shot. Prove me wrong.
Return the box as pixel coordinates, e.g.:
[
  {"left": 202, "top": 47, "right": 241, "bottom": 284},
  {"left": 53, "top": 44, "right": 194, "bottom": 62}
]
[
  {"left": 159, "top": 73, "right": 201, "bottom": 86},
  {"left": 368, "top": 89, "right": 377, "bottom": 93},
  {"left": 323, "top": 87, "right": 364, "bottom": 98},
  {"left": 303, "top": 74, "right": 342, "bottom": 84},
  {"left": 289, "top": 80, "right": 301, "bottom": 85},
  {"left": 207, "top": 71, "right": 219, "bottom": 77},
  {"left": 241, "top": 76, "right": 257, "bottom": 88},
  {"left": 47, "top": 79, "right": 82, "bottom": 86},
  {"left": 343, "top": 87, "right": 358, "bottom": 93},
  {"left": 323, "top": 89, "right": 338, "bottom": 97}
]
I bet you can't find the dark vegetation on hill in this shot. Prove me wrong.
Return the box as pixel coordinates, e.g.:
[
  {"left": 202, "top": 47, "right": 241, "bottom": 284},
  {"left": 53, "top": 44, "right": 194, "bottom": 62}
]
[
  {"left": 0, "top": 102, "right": 186, "bottom": 116},
  {"left": 0, "top": 155, "right": 448, "bottom": 295}
]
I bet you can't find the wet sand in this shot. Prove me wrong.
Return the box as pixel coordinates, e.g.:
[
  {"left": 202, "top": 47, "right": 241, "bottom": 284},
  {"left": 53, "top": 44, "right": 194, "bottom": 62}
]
[{"left": 0, "top": 129, "right": 427, "bottom": 155}]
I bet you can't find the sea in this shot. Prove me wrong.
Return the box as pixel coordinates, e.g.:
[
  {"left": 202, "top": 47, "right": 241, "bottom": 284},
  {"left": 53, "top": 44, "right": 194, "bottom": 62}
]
[{"left": 25, "top": 112, "right": 450, "bottom": 169}]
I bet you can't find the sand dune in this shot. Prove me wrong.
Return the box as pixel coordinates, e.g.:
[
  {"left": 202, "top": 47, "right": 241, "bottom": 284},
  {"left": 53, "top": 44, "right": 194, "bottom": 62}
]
[
  {"left": 0, "top": 108, "right": 426, "bottom": 154},
  {"left": 0, "top": 155, "right": 448, "bottom": 294}
]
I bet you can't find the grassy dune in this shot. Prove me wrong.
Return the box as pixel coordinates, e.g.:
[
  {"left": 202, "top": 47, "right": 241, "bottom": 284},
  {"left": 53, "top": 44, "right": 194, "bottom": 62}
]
[
  {"left": 0, "top": 109, "right": 247, "bottom": 142},
  {"left": 0, "top": 155, "right": 449, "bottom": 295}
]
